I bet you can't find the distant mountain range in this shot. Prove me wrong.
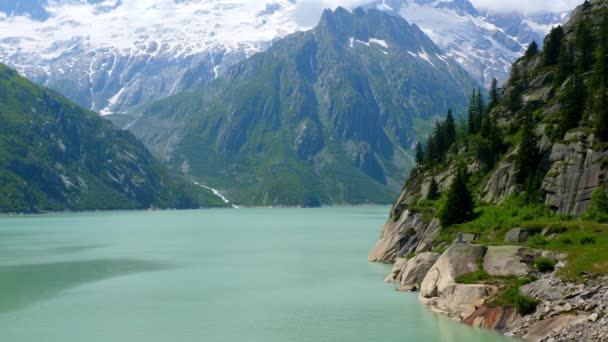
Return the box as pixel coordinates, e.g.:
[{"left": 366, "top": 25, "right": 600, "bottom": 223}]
[
  {"left": 113, "top": 7, "right": 477, "bottom": 206},
  {"left": 0, "top": 63, "right": 226, "bottom": 213},
  {"left": 0, "top": 0, "right": 569, "bottom": 114}
]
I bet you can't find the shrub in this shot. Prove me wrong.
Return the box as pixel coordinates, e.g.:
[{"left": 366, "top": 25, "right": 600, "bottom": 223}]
[
  {"left": 534, "top": 257, "right": 557, "bottom": 273},
  {"left": 499, "top": 287, "right": 538, "bottom": 315},
  {"left": 455, "top": 270, "right": 491, "bottom": 284},
  {"left": 561, "top": 237, "right": 573, "bottom": 245},
  {"left": 529, "top": 235, "right": 549, "bottom": 246},
  {"left": 580, "top": 236, "right": 597, "bottom": 245}
]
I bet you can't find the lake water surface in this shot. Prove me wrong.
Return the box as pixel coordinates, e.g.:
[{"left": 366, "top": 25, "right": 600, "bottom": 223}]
[{"left": 0, "top": 207, "right": 514, "bottom": 341}]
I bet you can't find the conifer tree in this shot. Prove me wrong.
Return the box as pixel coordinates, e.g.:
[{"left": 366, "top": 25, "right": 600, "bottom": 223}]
[
  {"left": 415, "top": 142, "right": 425, "bottom": 167},
  {"left": 445, "top": 109, "right": 456, "bottom": 147},
  {"left": 574, "top": 22, "right": 594, "bottom": 71},
  {"left": 524, "top": 41, "right": 539, "bottom": 59},
  {"left": 439, "top": 165, "right": 474, "bottom": 227},
  {"left": 475, "top": 88, "right": 485, "bottom": 130},
  {"left": 592, "top": 18, "right": 608, "bottom": 140},
  {"left": 468, "top": 90, "right": 479, "bottom": 135},
  {"left": 425, "top": 135, "right": 437, "bottom": 165},
  {"left": 489, "top": 78, "right": 500, "bottom": 108},
  {"left": 593, "top": 85, "right": 608, "bottom": 141},
  {"left": 516, "top": 113, "right": 541, "bottom": 184},
  {"left": 558, "top": 68, "right": 585, "bottom": 137},
  {"left": 427, "top": 178, "right": 440, "bottom": 200},
  {"left": 544, "top": 26, "right": 564, "bottom": 66},
  {"left": 555, "top": 43, "right": 574, "bottom": 86}
]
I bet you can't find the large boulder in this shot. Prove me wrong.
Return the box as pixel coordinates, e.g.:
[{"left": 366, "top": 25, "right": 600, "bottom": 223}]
[
  {"left": 425, "top": 284, "right": 495, "bottom": 320},
  {"left": 504, "top": 228, "right": 529, "bottom": 244},
  {"left": 384, "top": 252, "right": 441, "bottom": 291},
  {"left": 524, "top": 315, "right": 580, "bottom": 342},
  {"left": 368, "top": 210, "right": 440, "bottom": 263},
  {"left": 419, "top": 243, "right": 487, "bottom": 299},
  {"left": 384, "top": 257, "right": 409, "bottom": 283},
  {"left": 463, "top": 305, "right": 520, "bottom": 331},
  {"left": 483, "top": 246, "right": 541, "bottom": 277},
  {"left": 399, "top": 252, "right": 441, "bottom": 288}
]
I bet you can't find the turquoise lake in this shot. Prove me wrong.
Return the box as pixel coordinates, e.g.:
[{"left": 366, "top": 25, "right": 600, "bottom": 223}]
[{"left": 0, "top": 207, "right": 514, "bottom": 341}]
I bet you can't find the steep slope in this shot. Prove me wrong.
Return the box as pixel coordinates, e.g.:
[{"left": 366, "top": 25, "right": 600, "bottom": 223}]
[
  {"left": 123, "top": 7, "right": 476, "bottom": 206},
  {"left": 0, "top": 63, "right": 226, "bottom": 213},
  {"left": 388, "top": 0, "right": 570, "bottom": 86},
  {"left": 370, "top": 1, "right": 608, "bottom": 339},
  {"left": 0, "top": 0, "right": 567, "bottom": 114}
]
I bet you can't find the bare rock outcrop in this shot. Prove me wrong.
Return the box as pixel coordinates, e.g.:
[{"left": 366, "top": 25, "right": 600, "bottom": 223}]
[
  {"left": 483, "top": 246, "right": 541, "bottom": 277},
  {"left": 385, "top": 252, "right": 440, "bottom": 291},
  {"left": 368, "top": 210, "right": 440, "bottom": 263},
  {"left": 542, "top": 131, "right": 608, "bottom": 216}
]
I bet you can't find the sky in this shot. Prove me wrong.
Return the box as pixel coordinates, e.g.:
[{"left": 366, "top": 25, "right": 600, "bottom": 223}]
[{"left": 295, "top": 0, "right": 582, "bottom": 16}]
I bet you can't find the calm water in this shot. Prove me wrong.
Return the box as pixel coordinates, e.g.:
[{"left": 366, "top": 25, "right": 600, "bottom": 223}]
[{"left": 0, "top": 207, "right": 514, "bottom": 342}]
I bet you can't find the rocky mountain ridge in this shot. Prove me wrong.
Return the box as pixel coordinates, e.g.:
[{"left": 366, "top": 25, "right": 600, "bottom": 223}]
[
  {"left": 119, "top": 7, "right": 477, "bottom": 206},
  {"left": 0, "top": 0, "right": 568, "bottom": 113},
  {"left": 370, "top": 0, "right": 608, "bottom": 340},
  {"left": 0, "top": 63, "right": 226, "bottom": 213}
]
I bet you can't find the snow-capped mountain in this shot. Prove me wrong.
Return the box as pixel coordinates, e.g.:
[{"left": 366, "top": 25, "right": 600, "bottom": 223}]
[
  {"left": 379, "top": 0, "right": 570, "bottom": 86},
  {"left": 0, "top": 0, "right": 570, "bottom": 114}
]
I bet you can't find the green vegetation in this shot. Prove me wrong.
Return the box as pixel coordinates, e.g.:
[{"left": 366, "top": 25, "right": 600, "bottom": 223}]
[
  {"left": 0, "top": 63, "right": 226, "bottom": 212},
  {"left": 127, "top": 8, "right": 477, "bottom": 207},
  {"left": 439, "top": 165, "right": 474, "bottom": 227},
  {"left": 534, "top": 257, "right": 557, "bottom": 273},
  {"left": 493, "top": 281, "right": 539, "bottom": 315},
  {"left": 584, "top": 186, "right": 608, "bottom": 222}
]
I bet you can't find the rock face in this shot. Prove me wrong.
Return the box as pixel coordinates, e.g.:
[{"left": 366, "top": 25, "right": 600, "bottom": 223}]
[
  {"left": 542, "top": 131, "right": 608, "bottom": 216},
  {"left": 480, "top": 156, "right": 519, "bottom": 204},
  {"left": 368, "top": 210, "right": 440, "bottom": 263},
  {"left": 385, "top": 252, "right": 440, "bottom": 291},
  {"left": 0, "top": 64, "right": 224, "bottom": 213},
  {"left": 483, "top": 246, "right": 540, "bottom": 277},
  {"left": 419, "top": 243, "right": 487, "bottom": 299},
  {"left": 126, "top": 8, "right": 478, "bottom": 207},
  {"left": 463, "top": 306, "right": 520, "bottom": 331}
]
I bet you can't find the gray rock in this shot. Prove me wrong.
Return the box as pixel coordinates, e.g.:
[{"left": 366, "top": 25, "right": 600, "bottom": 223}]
[
  {"left": 505, "top": 228, "right": 529, "bottom": 244},
  {"left": 588, "top": 313, "right": 599, "bottom": 322},
  {"left": 399, "top": 252, "right": 441, "bottom": 287},
  {"left": 369, "top": 210, "right": 440, "bottom": 263},
  {"left": 542, "top": 130, "right": 608, "bottom": 216},
  {"left": 483, "top": 246, "right": 540, "bottom": 277},
  {"left": 419, "top": 243, "right": 487, "bottom": 299}
]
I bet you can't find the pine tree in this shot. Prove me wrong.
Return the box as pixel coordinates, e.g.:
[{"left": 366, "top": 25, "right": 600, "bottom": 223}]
[
  {"left": 516, "top": 113, "right": 541, "bottom": 184},
  {"left": 544, "top": 26, "right": 564, "bottom": 66},
  {"left": 445, "top": 109, "right": 456, "bottom": 147},
  {"left": 425, "top": 135, "right": 437, "bottom": 165},
  {"left": 415, "top": 142, "right": 425, "bottom": 167},
  {"left": 555, "top": 43, "right": 574, "bottom": 86},
  {"left": 489, "top": 78, "right": 500, "bottom": 108},
  {"left": 592, "top": 18, "right": 608, "bottom": 140},
  {"left": 439, "top": 165, "right": 474, "bottom": 227},
  {"left": 427, "top": 178, "right": 440, "bottom": 200},
  {"left": 574, "top": 22, "right": 594, "bottom": 72},
  {"left": 592, "top": 85, "right": 608, "bottom": 141},
  {"left": 524, "top": 41, "right": 539, "bottom": 59},
  {"left": 558, "top": 68, "right": 585, "bottom": 137},
  {"left": 468, "top": 90, "right": 479, "bottom": 135},
  {"left": 475, "top": 88, "right": 485, "bottom": 131}
]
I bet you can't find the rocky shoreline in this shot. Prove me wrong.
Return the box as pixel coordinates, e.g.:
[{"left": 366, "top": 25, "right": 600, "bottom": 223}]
[{"left": 370, "top": 220, "right": 608, "bottom": 342}]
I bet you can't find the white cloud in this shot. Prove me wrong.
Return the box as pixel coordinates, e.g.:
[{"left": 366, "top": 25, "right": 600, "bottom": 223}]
[{"left": 469, "top": 0, "right": 581, "bottom": 14}]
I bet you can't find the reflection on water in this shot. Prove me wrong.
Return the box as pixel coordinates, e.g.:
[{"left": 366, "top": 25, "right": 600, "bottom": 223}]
[{"left": 0, "top": 259, "right": 170, "bottom": 312}]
